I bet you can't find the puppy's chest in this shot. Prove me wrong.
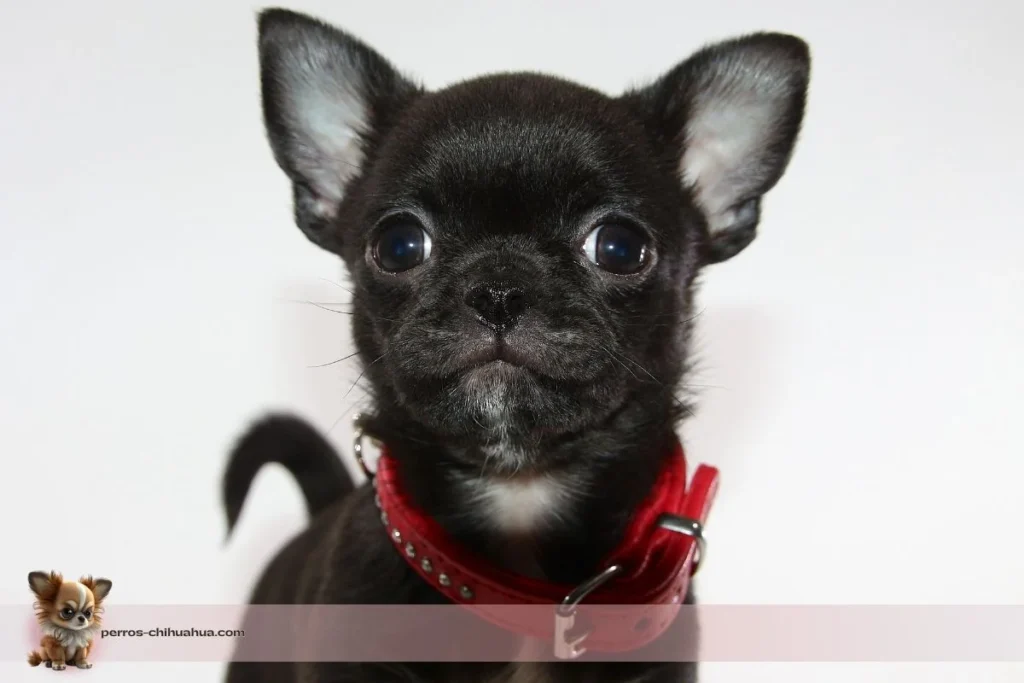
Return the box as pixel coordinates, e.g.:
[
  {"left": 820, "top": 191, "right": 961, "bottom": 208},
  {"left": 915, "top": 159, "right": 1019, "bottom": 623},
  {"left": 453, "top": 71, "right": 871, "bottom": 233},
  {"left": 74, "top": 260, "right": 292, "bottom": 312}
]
[
  {"left": 473, "top": 476, "right": 566, "bottom": 530},
  {"left": 460, "top": 473, "right": 577, "bottom": 577},
  {"left": 42, "top": 624, "right": 93, "bottom": 657}
]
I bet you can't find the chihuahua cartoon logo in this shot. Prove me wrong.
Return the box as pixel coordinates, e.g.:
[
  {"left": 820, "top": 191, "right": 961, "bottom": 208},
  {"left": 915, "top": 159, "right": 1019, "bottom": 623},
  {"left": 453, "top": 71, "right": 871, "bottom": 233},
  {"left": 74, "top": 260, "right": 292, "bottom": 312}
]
[{"left": 26, "top": 571, "right": 112, "bottom": 670}]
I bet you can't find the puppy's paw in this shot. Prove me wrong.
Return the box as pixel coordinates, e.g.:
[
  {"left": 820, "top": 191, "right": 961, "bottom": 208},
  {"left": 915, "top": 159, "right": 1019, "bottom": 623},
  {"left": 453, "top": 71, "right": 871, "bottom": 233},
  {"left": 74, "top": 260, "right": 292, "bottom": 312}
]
[
  {"left": 51, "top": 662, "right": 66, "bottom": 671},
  {"left": 76, "top": 661, "right": 92, "bottom": 669}
]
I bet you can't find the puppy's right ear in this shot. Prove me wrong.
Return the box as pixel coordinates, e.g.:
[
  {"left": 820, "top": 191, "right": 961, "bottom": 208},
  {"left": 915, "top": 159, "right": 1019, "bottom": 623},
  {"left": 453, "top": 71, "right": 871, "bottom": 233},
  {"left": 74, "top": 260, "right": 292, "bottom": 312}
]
[
  {"left": 28, "top": 571, "right": 61, "bottom": 600},
  {"left": 258, "top": 9, "right": 421, "bottom": 253}
]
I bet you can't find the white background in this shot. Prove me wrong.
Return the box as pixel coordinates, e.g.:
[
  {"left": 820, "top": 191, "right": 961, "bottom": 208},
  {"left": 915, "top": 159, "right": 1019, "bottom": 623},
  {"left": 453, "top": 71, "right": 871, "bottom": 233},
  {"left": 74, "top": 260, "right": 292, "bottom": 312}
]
[{"left": 1, "top": 0, "right": 1022, "bottom": 681}]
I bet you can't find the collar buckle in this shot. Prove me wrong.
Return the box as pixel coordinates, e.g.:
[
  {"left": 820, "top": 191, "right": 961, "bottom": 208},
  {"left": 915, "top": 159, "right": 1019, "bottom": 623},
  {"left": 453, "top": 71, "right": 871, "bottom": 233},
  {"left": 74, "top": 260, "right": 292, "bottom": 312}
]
[
  {"left": 554, "top": 515, "right": 708, "bottom": 658},
  {"left": 554, "top": 564, "right": 623, "bottom": 659},
  {"left": 656, "top": 514, "right": 707, "bottom": 575}
]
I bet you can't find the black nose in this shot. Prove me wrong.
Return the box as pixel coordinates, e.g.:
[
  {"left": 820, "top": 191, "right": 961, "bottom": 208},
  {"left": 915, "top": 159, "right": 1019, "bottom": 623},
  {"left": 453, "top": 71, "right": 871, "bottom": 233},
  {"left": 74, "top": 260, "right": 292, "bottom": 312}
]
[
  {"left": 465, "top": 281, "right": 529, "bottom": 331},
  {"left": 77, "top": 615, "right": 85, "bottom": 623}
]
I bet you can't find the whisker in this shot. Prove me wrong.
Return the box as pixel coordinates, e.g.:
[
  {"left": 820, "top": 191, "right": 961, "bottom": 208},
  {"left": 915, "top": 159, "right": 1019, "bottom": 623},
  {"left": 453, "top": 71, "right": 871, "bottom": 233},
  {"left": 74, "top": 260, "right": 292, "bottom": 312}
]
[
  {"left": 681, "top": 307, "right": 707, "bottom": 325},
  {"left": 674, "top": 398, "right": 695, "bottom": 419},
  {"left": 307, "top": 350, "right": 360, "bottom": 369},
  {"left": 292, "top": 300, "right": 400, "bottom": 324},
  {"left": 600, "top": 344, "right": 640, "bottom": 382},
  {"left": 604, "top": 343, "right": 700, "bottom": 420},
  {"left": 620, "top": 306, "right": 706, "bottom": 324},
  {"left": 615, "top": 350, "right": 662, "bottom": 385},
  {"left": 622, "top": 322, "right": 677, "bottom": 330},
  {"left": 326, "top": 370, "right": 367, "bottom": 436},
  {"left": 290, "top": 300, "right": 355, "bottom": 315},
  {"left": 327, "top": 350, "right": 391, "bottom": 436},
  {"left": 317, "top": 277, "right": 355, "bottom": 295},
  {"left": 620, "top": 313, "right": 683, "bottom": 321}
]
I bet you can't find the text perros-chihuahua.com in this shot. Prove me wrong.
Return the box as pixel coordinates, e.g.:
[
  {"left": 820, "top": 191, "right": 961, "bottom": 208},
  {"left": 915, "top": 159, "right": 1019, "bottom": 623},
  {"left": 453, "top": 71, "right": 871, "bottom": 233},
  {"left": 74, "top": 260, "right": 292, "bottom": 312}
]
[{"left": 224, "top": 7, "right": 809, "bottom": 683}]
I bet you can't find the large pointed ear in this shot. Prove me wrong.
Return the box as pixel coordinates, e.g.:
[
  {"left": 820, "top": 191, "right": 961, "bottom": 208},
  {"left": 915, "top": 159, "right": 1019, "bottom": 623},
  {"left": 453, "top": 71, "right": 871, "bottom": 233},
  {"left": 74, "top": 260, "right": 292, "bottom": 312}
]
[
  {"left": 28, "top": 571, "right": 61, "bottom": 600},
  {"left": 258, "top": 9, "right": 421, "bottom": 253},
  {"left": 81, "top": 576, "right": 113, "bottom": 602},
  {"left": 623, "top": 34, "right": 810, "bottom": 263}
]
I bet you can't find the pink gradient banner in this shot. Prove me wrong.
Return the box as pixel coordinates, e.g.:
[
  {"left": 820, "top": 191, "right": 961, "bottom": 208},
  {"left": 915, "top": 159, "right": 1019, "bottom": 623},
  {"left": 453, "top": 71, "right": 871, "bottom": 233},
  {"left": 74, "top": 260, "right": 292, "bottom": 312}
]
[{"left": 5, "top": 605, "right": 1023, "bottom": 662}]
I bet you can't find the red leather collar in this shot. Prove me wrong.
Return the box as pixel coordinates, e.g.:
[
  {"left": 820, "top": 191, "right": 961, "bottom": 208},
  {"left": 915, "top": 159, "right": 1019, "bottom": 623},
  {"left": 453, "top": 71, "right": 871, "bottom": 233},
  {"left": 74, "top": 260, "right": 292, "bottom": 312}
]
[{"left": 372, "top": 439, "right": 719, "bottom": 656}]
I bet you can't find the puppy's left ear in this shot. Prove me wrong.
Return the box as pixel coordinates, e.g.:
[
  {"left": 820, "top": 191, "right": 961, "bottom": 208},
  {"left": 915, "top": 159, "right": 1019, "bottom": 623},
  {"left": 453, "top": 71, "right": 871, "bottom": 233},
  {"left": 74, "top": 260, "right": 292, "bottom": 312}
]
[
  {"left": 623, "top": 34, "right": 810, "bottom": 263},
  {"left": 80, "top": 576, "right": 112, "bottom": 601}
]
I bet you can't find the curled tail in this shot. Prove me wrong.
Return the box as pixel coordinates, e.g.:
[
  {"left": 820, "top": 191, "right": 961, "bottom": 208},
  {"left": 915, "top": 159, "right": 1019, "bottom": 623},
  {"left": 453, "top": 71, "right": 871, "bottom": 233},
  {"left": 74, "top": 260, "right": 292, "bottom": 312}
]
[
  {"left": 223, "top": 414, "right": 355, "bottom": 536},
  {"left": 27, "top": 651, "right": 44, "bottom": 667}
]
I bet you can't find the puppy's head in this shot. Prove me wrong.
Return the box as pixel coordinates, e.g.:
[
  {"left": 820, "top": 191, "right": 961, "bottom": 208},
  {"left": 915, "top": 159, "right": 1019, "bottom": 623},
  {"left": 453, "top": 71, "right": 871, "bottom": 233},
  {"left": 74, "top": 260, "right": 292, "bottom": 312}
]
[
  {"left": 257, "top": 9, "right": 809, "bottom": 470},
  {"left": 28, "top": 571, "right": 111, "bottom": 631}
]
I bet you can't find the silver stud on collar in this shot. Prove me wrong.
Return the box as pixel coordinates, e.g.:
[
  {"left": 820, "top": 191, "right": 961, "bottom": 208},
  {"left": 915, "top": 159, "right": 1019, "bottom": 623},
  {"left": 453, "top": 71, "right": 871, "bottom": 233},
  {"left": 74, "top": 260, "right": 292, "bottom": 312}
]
[
  {"left": 391, "top": 528, "right": 402, "bottom": 543},
  {"left": 373, "top": 493, "right": 381, "bottom": 509},
  {"left": 404, "top": 542, "right": 416, "bottom": 558},
  {"left": 438, "top": 573, "right": 451, "bottom": 587},
  {"left": 379, "top": 511, "right": 389, "bottom": 526},
  {"left": 420, "top": 558, "right": 433, "bottom": 573},
  {"left": 459, "top": 585, "right": 474, "bottom": 600}
]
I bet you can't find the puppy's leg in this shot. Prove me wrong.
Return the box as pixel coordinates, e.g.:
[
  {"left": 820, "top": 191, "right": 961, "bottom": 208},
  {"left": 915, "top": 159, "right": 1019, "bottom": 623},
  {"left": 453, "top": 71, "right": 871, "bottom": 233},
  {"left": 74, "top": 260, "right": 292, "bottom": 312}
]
[
  {"left": 42, "top": 637, "right": 66, "bottom": 671},
  {"left": 75, "top": 644, "right": 93, "bottom": 669}
]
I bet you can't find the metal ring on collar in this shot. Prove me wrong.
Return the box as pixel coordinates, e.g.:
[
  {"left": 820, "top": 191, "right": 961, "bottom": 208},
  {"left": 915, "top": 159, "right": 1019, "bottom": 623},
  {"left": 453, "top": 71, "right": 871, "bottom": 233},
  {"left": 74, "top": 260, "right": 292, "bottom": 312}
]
[{"left": 352, "top": 413, "right": 377, "bottom": 480}]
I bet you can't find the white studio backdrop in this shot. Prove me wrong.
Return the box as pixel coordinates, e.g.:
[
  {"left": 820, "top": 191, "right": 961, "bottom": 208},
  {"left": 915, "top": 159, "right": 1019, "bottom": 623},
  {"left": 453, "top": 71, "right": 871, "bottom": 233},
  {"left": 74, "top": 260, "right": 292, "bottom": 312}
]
[{"left": 1, "top": 1, "right": 1021, "bottom": 681}]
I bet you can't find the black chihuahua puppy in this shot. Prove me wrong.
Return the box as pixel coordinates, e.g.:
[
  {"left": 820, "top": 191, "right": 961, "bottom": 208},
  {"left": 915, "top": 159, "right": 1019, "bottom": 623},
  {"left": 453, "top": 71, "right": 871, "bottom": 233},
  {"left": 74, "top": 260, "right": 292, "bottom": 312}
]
[{"left": 224, "top": 7, "right": 809, "bottom": 682}]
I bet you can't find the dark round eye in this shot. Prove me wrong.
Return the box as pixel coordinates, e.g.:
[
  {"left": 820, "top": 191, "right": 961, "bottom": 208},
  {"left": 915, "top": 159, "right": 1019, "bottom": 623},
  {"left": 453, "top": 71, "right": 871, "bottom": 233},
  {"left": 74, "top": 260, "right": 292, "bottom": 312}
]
[
  {"left": 83, "top": 609, "right": 92, "bottom": 618},
  {"left": 61, "top": 608, "right": 75, "bottom": 619},
  {"left": 373, "top": 219, "right": 432, "bottom": 273},
  {"left": 583, "top": 223, "right": 650, "bottom": 274}
]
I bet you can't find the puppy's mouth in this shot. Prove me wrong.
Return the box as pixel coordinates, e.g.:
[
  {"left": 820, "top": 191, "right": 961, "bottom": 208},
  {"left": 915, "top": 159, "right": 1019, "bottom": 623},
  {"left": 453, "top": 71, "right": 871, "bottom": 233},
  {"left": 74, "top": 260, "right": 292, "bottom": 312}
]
[
  {"left": 462, "top": 340, "right": 535, "bottom": 372},
  {"left": 59, "top": 620, "right": 93, "bottom": 631},
  {"left": 387, "top": 324, "right": 629, "bottom": 444}
]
